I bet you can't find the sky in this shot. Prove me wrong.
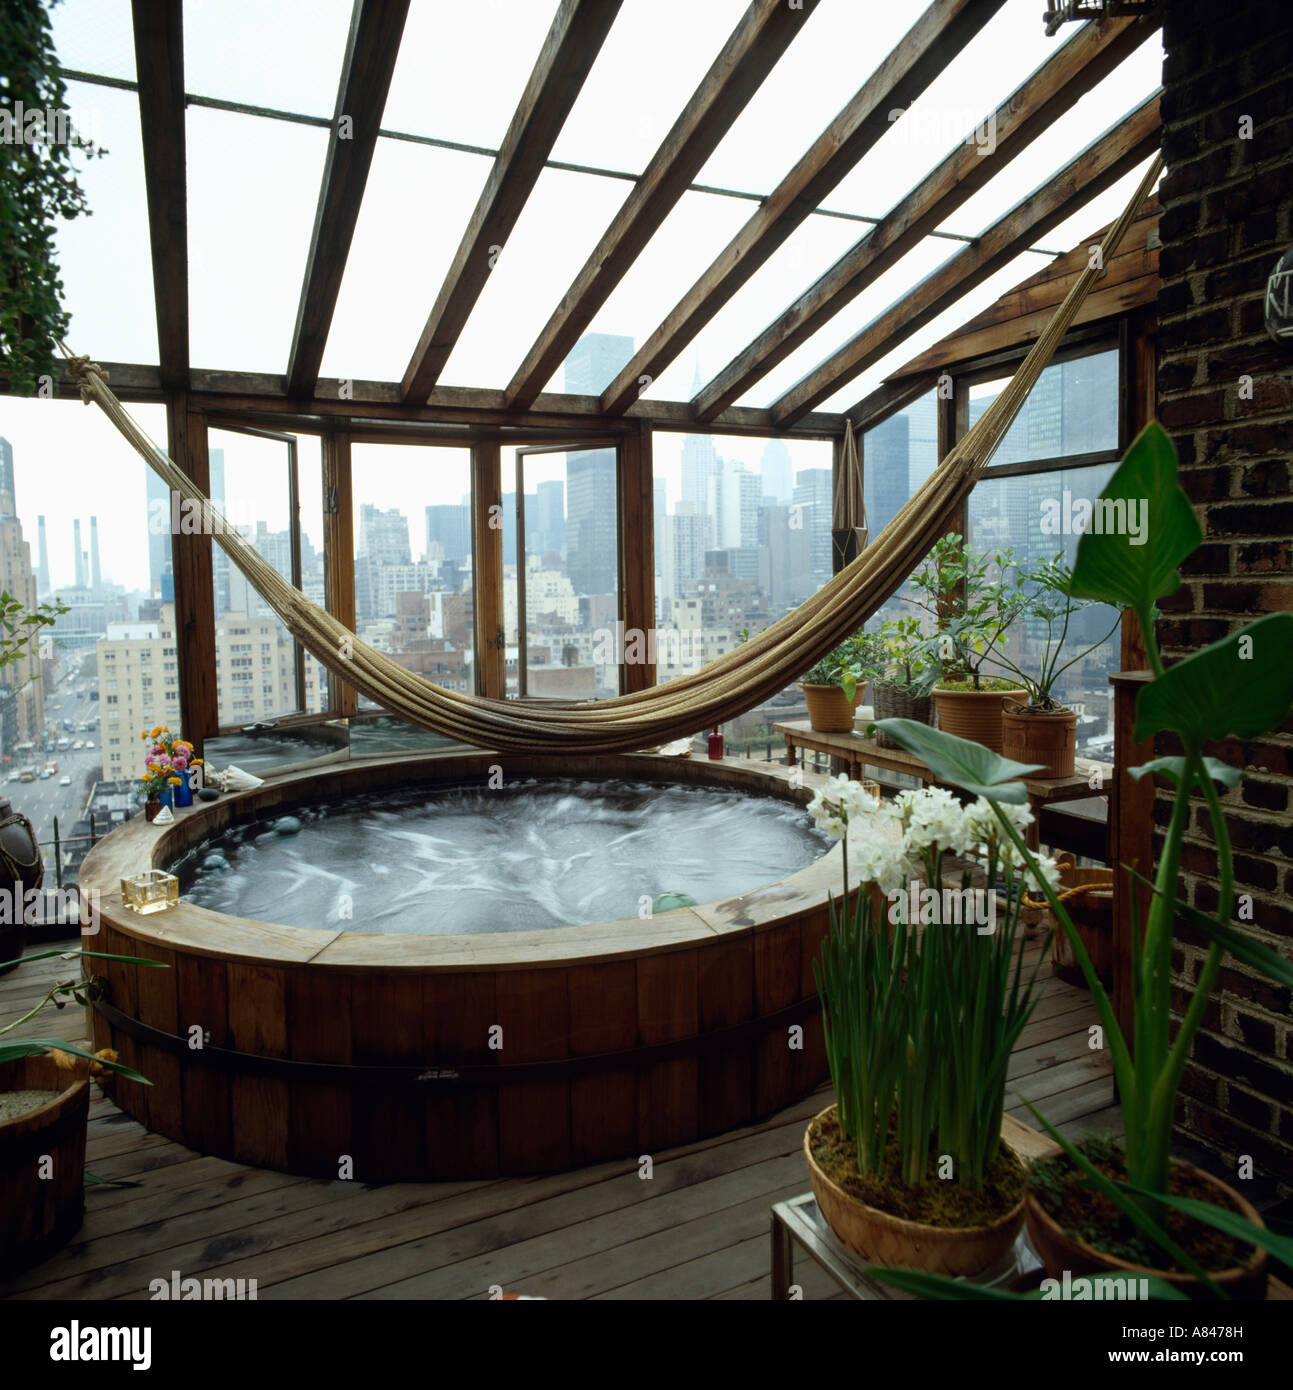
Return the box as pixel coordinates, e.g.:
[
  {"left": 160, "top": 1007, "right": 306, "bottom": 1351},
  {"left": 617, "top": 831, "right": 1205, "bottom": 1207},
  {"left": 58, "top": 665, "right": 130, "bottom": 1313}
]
[{"left": 5, "top": 0, "right": 1164, "bottom": 592}]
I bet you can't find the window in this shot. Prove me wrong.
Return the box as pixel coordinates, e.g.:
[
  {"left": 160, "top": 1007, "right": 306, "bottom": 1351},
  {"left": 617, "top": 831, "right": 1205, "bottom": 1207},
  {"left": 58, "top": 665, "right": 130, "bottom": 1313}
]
[{"left": 967, "top": 350, "right": 1119, "bottom": 466}]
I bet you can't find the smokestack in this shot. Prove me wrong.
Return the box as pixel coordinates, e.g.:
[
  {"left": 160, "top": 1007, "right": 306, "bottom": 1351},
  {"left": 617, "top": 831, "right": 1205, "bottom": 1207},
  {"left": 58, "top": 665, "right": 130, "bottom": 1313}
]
[
  {"left": 73, "top": 519, "right": 84, "bottom": 588},
  {"left": 90, "top": 516, "right": 101, "bottom": 591},
  {"left": 36, "top": 516, "right": 49, "bottom": 594}
]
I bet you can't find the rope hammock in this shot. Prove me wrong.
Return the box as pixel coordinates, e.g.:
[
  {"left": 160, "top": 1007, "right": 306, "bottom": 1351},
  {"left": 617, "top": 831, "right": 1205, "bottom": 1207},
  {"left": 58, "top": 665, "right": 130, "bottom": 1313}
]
[{"left": 64, "top": 158, "right": 1161, "bottom": 757}]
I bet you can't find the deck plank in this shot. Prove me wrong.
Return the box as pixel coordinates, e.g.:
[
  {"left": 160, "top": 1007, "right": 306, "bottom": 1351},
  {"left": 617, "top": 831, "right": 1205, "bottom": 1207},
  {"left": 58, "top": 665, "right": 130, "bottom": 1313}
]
[{"left": 2, "top": 938, "right": 1116, "bottom": 1301}]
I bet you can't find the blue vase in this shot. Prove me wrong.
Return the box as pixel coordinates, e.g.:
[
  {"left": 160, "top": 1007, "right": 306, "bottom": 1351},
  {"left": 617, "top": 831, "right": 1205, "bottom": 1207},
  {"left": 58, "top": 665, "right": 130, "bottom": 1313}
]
[
  {"left": 157, "top": 787, "right": 172, "bottom": 809},
  {"left": 173, "top": 773, "right": 193, "bottom": 808}
]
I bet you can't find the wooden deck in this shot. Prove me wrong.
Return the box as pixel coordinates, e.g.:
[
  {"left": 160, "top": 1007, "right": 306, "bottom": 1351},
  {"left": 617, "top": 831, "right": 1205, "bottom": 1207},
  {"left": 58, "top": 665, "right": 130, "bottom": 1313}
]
[{"left": 1, "top": 935, "right": 1117, "bottom": 1301}]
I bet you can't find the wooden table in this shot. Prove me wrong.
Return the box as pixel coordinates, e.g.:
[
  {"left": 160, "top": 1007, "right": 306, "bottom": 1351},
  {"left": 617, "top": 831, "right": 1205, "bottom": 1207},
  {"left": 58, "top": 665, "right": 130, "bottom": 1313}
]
[{"left": 774, "top": 719, "right": 1109, "bottom": 851}]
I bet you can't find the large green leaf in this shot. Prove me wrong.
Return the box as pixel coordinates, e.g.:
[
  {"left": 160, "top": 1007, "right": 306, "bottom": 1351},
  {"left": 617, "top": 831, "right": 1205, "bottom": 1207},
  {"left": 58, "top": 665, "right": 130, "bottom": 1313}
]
[
  {"left": 868, "top": 718, "right": 1039, "bottom": 802},
  {"left": 1134, "top": 614, "right": 1293, "bottom": 744},
  {"left": 1127, "top": 757, "right": 1243, "bottom": 790},
  {"left": 1069, "top": 422, "right": 1202, "bottom": 610}
]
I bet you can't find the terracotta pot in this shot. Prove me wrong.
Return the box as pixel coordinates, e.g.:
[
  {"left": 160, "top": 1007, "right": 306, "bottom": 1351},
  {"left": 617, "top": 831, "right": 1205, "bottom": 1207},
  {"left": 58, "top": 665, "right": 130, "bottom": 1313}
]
[
  {"left": 1001, "top": 704, "right": 1078, "bottom": 777},
  {"left": 0, "top": 799, "right": 43, "bottom": 977},
  {"left": 0, "top": 1054, "right": 89, "bottom": 1275},
  {"left": 145, "top": 798, "right": 161, "bottom": 823},
  {"left": 804, "top": 1106, "right": 1025, "bottom": 1277},
  {"left": 801, "top": 683, "right": 861, "bottom": 734},
  {"left": 1025, "top": 1164, "right": 1268, "bottom": 1299},
  {"left": 932, "top": 685, "right": 1028, "bottom": 755}
]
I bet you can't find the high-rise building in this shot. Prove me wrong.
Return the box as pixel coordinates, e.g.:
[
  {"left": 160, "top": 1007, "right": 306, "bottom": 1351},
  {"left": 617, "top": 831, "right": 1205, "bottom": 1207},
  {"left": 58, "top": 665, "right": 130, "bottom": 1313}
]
[
  {"left": 759, "top": 438, "right": 794, "bottom": 505},
  {"left": 659, "top": 502, "right": 711, "bottom": 605},
  {"left": 534, "top": 479, "right": 565, "bottom": 559},
  {"left": 0, "top": 437, "right": 15, "bottom": 518},
  {"left": 792, "top": 467, "right": 833, "bottom": 586},
  {"left": 36, "top": 515, "right": 49, "bottom": 595},
  {"left": 425, "top": 504, "right": 471, "bottom": 569},
  {"left": 680, "top": 432, "right": 721, "bottom": 515},
  {"left": 562, "top": 332, "right": 634, "bottom": 397},
  {"left": 357, "top": 504, "right": 411, "bottom": 565},
  {"left": 565, "top": 452, "right": 617, "bottom": 600},
  {"left": 865, "top": 411, "right": 911, "bottom": 539}
]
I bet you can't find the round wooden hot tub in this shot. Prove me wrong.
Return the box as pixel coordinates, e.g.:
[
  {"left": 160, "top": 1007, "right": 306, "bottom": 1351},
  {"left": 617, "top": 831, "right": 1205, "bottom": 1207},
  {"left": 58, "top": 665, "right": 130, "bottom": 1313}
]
[{"left": 78, "top": 752, "right": 842, "bottom": 1181}]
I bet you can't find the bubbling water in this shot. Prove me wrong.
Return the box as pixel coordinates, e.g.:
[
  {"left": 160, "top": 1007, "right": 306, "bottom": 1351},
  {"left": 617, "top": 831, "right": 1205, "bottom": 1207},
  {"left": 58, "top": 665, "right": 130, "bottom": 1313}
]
[{"left": 176, "top": 778, "right": 830, "bottom": 935}]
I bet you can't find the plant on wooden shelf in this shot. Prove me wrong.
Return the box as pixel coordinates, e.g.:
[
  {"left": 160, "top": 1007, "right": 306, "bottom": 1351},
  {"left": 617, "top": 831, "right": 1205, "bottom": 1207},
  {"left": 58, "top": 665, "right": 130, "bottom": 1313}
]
[
  {"left": 799, "top": 630, "right": 885, "bottom": 733},
  {"left": 981, "top": 553, "right": 1125, "bottom": 776},
  {"left": 1, "top": 946, "right": 161, "bottom": 1274},
  {"left": 869, "top": 616, "right": 939, "bottom": 746},
  {"left": 804, "top": 773, "right": 1061, "bottom": 1276},
  {"left": 870, "top": 421, "right": 1293, "bottom": 1301},
  {"left": 909, "top": 534, "right": 1028, "bottom": 754}
]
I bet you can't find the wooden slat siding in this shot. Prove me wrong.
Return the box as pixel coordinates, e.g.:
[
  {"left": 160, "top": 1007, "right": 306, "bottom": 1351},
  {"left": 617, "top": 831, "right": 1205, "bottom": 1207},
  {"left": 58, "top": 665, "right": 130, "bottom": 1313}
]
[
  {"left": 636, "top": 949, "right": 700, "bottom": 1152},
  {"left": 1110, "top": 671, "right": 1154, "bottom": 1048},
  {"left": 225, "top": 963, "right": 290, "bottom": 1171},
  {"left": 793, "top": 906, "right": 829, "bottom": 1097},
  {"left": 167, "top": 397, "right": 219, "bottom": 757},
  {"left": 692, "top": 14, "right": 1156, "bottom": 421},
  {"left": 568, "top": 961, "right": 637, "bottom": 1165},
  {"left": 617, "top": 424, "right": 655, "bottom": 693},
  {"left": 132, "top": 941, "right": 180, "bottom": 1140},
  {"left": 424, "top": 972, "right": 500, "bottom": 1178},
  {"left": 131, "top": 0, "right": 188, "bottom": 389},
  {"left": 697, "top": 939, "right": 755, "bottom": 1139},
  {"left": 504, "top": 0, "right": 819, "bottom": 410},
  {"left": 286, "top": 0, "right": 412, "bottom": 398},
  {"left": 496, "top": 968, "right": 571, "bottom": 1173},
  {"left": 320, "top": 431, "right": 357, "bottom": 716},
  {"left": 599, "top": 0, "right": 1005, "bottom": 417},
  {"left": 174, "top": 948, "right": 232, "bottom": 1158},
  {"left": 351, "top": 973, "right": 427, "bottom": 1181},
  {"left": 864, "top": 201, "right": 1160, "bottom": 391},
  {"left": 58, "top": 361, "right": 847, "bottom": 437},
  {"left": 752, "top": 920, "right": 801, "bottom": 1116},
  {"left": 471, "top": 439, "right": 506, "bottom": 698},
  {"left": 400, "top": 0, "right": 622, "bottom": 403},
  {"left": 286, "top": 969, "right": 351, "bottom": 1179},
  {"left": 102, "top": 922, "right": 145, "bottom": 1131},
  {"left": 772, "top": 91, "right": 1164, "bottom": 425}
]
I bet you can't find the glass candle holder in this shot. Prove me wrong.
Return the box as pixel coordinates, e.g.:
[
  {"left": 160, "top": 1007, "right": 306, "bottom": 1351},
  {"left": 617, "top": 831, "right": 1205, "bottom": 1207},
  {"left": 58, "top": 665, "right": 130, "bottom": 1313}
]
[{"left": 121, "top": 869, "right": 179, "bottom": 915}]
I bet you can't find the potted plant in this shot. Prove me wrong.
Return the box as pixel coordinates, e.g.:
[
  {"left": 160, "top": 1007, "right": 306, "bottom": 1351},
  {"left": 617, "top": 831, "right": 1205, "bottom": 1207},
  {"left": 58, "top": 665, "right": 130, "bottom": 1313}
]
[
  {"left": 799, "top": 631, "right": 881, "bottom": 733},
  {"left": 869, "top": 617, "right": 939, "bottom": 747},
  {"left": 873, "top": 423, "right": 1293, "bottom": 1299},
  {"left": 1, "top": 947, "right": 159, "bottom": 1274},
  {"left": 986, "top": 554, "right": 1125, "bottom": 777},
  {"left": 909, "top": 535, "right": 1028, "bottom": 754},
  {"left": 804, "top": 774, "right": 1061, "bottom": 1275},
  {"left": 138, "top": 725, "right": 201, "bottom": 818}
]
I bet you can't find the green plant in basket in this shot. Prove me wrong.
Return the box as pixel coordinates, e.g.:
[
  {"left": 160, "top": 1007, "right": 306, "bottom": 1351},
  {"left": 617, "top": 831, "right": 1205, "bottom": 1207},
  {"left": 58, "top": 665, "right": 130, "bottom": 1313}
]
[{"left": 869, "top": 422, "right": 1293, "bottom": 1296}]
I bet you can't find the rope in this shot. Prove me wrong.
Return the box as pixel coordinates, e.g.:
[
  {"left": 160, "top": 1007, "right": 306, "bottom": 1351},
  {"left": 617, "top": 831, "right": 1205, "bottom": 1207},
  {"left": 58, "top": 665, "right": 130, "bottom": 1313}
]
[{"left": 61, "top": 156, "right": 1161, "bottom": 755}]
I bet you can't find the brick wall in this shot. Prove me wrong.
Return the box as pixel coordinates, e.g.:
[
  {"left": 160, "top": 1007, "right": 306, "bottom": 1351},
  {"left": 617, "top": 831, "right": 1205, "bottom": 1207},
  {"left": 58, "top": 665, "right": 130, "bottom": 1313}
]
[{"left": 1154, "top": 0, "right": 1293, "bottom": 1191}]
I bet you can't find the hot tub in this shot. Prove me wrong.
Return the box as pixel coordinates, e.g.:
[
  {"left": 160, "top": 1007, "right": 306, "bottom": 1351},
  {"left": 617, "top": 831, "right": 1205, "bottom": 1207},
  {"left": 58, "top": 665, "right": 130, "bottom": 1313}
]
[{"left": 79, "top": 752, "right": 844, "bottom": 1181}]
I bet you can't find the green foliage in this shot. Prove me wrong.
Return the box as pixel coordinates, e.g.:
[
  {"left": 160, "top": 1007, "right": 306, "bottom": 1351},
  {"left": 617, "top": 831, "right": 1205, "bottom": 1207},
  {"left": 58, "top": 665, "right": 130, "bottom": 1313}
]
[
  {"left": 882, "top": 423, "right": 1293, "bottom": 1275},
  {"left": 801, "top": 628, "right": 886, "bottom": 701},
  {"left": 874, "top": 616, "right": 940, "bottom": 696},
  {"left": 867, "top": 719, "right": 1038, "bottom": 802},
  {"left": 0, "top": 591, "right": 66, "bottom": 676},
  {"left": 0, "top": 0, "right": 104, "bottom": 393}
]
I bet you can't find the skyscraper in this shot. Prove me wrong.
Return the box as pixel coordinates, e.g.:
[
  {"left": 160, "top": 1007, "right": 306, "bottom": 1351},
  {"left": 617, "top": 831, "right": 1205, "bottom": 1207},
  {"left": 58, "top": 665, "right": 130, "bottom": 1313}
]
[
  {"left": 0, "top": 437, "right": 15, "bottom": 518},
  {"left": 425, "top": 503, "right": 472, "bottom": 569},
  {"left": 358, "top": 504, "right": 411, "bottom": 564},
  {"left": 865, "top": 411, "right": 911, "bottom": 539},
  {"left": 562, "top": 332, "right": 635, "bottom": 397},
  {"left": 0, "top": 443, "right": 44, "bottom": 750},
  {"left": 759, "top": 438, "right": 794, "bottom": 505},
  {"left": 792, "top": 468, "right": 833, "bottom": 585},
  {"left": 36, "top": 516, "right": 49, "bottom": 595}
]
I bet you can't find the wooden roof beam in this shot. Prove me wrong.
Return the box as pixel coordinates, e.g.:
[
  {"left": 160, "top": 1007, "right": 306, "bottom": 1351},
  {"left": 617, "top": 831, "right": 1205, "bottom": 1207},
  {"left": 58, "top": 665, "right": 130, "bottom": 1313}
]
[
  {"left": 401, "top": 0, "right": 621, "bottom": 405},
  {"left": 286, "top": 0, "right": 412, "bottom": 398},
  {"left": 503, "top": 0, "right": 818, "bottom": 411},
  {"left": 769, "top": 91, "right": 1162, "bottom": 427},
  {"left": 692, "top": 12, "right": 1158, "bottom": 422},
  {"left": 597, "top": 0, "right": 1005, "bottom": 417},
  {"left": 131, "top": 0, "right": 188, "bottom": 390}
]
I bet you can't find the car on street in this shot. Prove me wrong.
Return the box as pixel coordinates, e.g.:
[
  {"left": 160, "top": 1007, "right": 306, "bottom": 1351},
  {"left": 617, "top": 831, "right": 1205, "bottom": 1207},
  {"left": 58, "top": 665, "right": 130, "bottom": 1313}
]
[{"left": 59, "top": 774, "right": 71, "bottom": 786}]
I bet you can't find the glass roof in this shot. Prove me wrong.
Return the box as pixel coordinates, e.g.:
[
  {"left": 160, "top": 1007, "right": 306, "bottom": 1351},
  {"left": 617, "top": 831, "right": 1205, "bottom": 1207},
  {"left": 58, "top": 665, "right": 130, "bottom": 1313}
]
[
  {"left": 187, "top": 107, "right": 328, "bottom": 373},
  {"left": 549, "top": 0, "right": 749, "bottom": 175},
  {"left": 381, "top": 0, "right": 561, "bottom": 151},
  {"left": 319, "top": 139, "right": 493, "bottom": 384},
  {"left": 182, "top": 0, "right": 353, "bottom": 119},
  {"left": 57, "top": 80, "right": 158, "bottom": 364},
  {"left": 50, "top": 0, "right": 136, "bottom": 82}
]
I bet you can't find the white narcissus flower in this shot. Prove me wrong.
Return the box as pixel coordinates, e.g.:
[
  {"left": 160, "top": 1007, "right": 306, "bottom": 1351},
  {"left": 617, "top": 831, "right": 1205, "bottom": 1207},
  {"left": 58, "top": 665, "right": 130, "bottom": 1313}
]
[{"left": 1028, "top": 853, "right": 1064, "bottom": 895}]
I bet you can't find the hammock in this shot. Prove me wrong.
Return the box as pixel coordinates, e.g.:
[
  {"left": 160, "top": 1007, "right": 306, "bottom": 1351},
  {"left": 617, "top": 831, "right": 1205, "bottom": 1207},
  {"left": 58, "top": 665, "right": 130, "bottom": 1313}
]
[{"left": 65, "top": 158, "right": 1161, "bottom": 756}]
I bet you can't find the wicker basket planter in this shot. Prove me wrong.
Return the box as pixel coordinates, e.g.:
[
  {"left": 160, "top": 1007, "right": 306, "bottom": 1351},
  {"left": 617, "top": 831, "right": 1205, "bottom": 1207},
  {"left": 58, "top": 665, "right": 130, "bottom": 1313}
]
[
  {"left": 870, "top": 681, "right": 933, "bottom": 748},
  {"left": 1001, "top": 704, "right": 1078, "bottom": 777}
]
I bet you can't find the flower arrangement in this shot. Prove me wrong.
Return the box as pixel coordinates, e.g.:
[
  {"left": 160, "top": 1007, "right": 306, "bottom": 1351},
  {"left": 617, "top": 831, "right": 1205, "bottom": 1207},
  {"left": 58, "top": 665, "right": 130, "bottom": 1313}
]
[
  {"left": 807, "top": 778, "right": 1060, "bottom": 1196},
  {"left": 138, "top": 725, "right": 201, "bottom": 801}
]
